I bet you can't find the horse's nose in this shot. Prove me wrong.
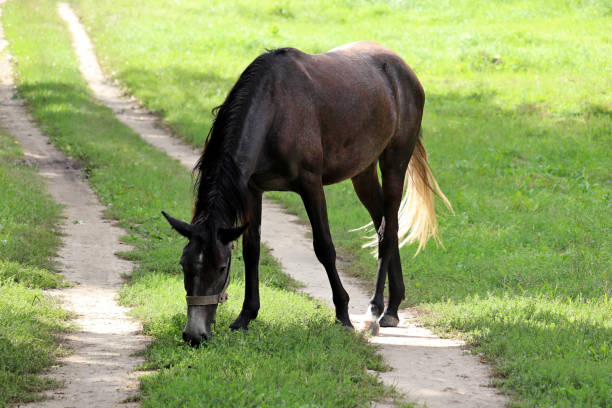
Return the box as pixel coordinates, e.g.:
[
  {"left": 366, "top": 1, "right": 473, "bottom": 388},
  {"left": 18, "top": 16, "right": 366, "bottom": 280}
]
[{"left": 182, "top": 330, "right": 210, "bottom": 347}]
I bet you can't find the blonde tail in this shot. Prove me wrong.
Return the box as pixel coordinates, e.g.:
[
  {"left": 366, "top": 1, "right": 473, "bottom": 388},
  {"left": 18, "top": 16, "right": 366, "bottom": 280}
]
[{"left": 360, "top": 133, "right": 453, "bottom": 256}]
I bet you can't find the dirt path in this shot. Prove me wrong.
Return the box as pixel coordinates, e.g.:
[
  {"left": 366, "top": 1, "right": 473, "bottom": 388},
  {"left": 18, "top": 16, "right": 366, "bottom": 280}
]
[
  {"left": 0, "top": 4, "right": 148, "bottom": 407},
  {"left": 59, "top": 3, "right": 509, "bottom": 407}
]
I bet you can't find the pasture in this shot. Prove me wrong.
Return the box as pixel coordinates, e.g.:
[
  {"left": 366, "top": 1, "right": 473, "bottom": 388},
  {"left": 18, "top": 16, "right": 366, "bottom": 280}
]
[
  {"left": 1, "top": 0, "right": 610, "bottom": 407},
  {"left": 3, "top": 1, "right": 395, "bottom": 406},
  {"left": 71, "top": 0, "right": 611, "bottom": 406}
]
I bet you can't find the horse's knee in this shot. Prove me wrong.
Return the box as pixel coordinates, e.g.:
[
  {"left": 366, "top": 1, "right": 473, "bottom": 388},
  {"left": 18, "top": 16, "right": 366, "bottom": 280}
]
[
  {"left": 313, "top": 237, "right": 336, "bottom": 266},
  {"left": 333, "top": 289, "right": 349, "bottom": 309}
]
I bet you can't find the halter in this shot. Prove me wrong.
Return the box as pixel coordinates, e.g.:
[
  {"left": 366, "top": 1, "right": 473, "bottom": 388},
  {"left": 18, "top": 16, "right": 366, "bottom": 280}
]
[{"left": 185, "top": 257, "right": 231, "bottom": 306}]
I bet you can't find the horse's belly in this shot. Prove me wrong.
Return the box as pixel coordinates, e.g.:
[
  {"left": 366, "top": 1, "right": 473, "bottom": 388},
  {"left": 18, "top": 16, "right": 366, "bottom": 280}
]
[
  {"left": 321, "top": 136, "right": 389, "bottom": 185},
  {"left": 319, "top": 107, "right": 396, "bottom": 184}
]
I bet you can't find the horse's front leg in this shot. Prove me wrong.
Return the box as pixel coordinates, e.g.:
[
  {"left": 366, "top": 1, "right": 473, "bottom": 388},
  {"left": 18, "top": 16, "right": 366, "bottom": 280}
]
[
  {"left": 299, "top": 173, "right": 353, "bottom": 328},
  {"left": 229, "top": 189, "right": 262, "bottom": 331}
]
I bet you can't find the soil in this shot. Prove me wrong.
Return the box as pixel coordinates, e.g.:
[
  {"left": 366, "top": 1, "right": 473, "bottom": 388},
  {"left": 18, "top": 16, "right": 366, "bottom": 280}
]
[
  {"left": 0, "top": 4, "right": 148, "bottom": 407},
  {"left": 22, "top": 3, "right": 510, "bottom": 407}
]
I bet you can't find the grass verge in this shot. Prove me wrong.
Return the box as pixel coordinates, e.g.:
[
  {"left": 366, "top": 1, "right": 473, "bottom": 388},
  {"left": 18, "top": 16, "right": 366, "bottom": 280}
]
[
  {"left": 70, "top": 0, "right": 612, "bottom": 406},
  {"left": 3, "top": 1, "right": 396, "bottom": 406},
  {"left": 0, "top": 128, "right": 70, "bottom": 407}
]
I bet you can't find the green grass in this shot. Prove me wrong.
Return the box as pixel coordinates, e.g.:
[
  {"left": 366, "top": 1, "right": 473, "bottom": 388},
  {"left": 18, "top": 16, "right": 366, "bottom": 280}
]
[
  {"left": 0, "top": 133, "right": 63, "bottom": 273},
  {"left": 121, "top": 270, "right": 388, "bottom": 407},
  {"left": 68, "top": 0, "right": 612, "bottom": 406},
  {"left": 0, "top": 128, "right": 70, "bottom": 407},
  {"left": 419, "top": 295, "right": 611, "bottom": 407},
  {"left": 3, "top": 1, "right": 397, "bottom": 406}
]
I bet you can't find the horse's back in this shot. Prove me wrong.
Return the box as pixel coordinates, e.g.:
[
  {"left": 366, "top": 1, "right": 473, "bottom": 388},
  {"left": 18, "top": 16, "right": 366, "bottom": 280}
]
[
  {"left": 264, "top": 42, "right": 423, "bottom": 185},
  {"left": 324, "top": 41, "right": 424, "bottom": 116}
]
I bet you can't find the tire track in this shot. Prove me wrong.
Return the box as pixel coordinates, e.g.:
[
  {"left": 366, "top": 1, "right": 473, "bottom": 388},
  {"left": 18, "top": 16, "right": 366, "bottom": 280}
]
[{"left": 58, "top": 3, "right": 509, "bottom": 407}]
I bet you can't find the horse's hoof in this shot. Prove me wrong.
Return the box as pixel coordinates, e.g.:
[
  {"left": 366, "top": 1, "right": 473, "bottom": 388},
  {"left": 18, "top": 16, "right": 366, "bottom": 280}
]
[
  {"left": 378, "top": 314, "right": 400, "bottom": 327},
  {"left": 229, "top": 318, "right": 249, "bottom": 332},
  {"left": 336, "top": 317, "right": 354, "bottom": 330},
  {"left": 358, "top": 319, "right": 380, "bottom": 336}
]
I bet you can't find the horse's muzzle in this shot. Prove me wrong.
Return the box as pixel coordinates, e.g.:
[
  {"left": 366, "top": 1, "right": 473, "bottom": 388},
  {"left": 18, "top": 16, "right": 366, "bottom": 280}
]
[
  {"left": 183, "top": 304, "right": 216, "bottom": 346},
  {"left": 182, "top": 329, "right": 210, "bottom": 347}
]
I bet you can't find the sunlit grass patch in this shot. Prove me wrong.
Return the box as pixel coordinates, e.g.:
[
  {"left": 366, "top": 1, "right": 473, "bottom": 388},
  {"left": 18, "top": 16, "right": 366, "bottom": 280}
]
[
  {"left": 0, "top": 282, "right": 71, "bottom": 407},
  {"left": 123, "top": 269, "right": 390, "bottom": 407},
  {"left": 0, "top": 259, "right": 66, "bottom": 289},
  {"left": 420, "top": 295, "right": 612, "bottom": 407},
  {"left": 0, "top": 128, "right": 69, "bottom": 406}
]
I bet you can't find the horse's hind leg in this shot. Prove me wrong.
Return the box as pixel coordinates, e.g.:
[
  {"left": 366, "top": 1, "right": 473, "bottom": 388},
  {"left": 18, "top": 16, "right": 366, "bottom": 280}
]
[
  {"left": 299, "top": 172, "right": 352, "bottom": 328},
  {"left": 377, "top": 145, "right": 411, "bottom": 328},
  {"left": 351, "top": 164, "right": 386, "bottom": 331},
  {"left": 379, "top": 247, "right": 403, "bottom": 327},
  {"left": 352, "top": 161, "right": 405, "bottom": 329}
]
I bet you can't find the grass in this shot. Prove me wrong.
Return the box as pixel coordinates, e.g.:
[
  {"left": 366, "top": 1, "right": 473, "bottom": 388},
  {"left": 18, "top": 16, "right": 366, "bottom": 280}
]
[
  {"left": 121, "top": 271, "right": 388, "bottom": 407},
  {"left": 2, "top": 1, "right": 397, "bottom": 406},
  {"left": 419, "top": 295, "right": 611, "bottom": 407},
  {"left": 68, "top": 0, "right": 612, "bottom": 406},
  {"left": 0, "top": 128, "right": 70, "bottom": 407}
]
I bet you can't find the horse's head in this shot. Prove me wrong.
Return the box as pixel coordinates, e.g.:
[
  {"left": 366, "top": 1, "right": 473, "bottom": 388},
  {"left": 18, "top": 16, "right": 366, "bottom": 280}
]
[{"left": 162, "top": 211, "right": 247, "bottom": 346}]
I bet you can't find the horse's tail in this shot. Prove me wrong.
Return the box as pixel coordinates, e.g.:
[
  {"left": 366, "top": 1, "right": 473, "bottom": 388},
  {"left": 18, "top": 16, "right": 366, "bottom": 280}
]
[
  {"left": 397, "top": 131, "right": 453, "bottom": 255},
  {"left": 359, "top": 129, "right": 453, "bottom": 256}
]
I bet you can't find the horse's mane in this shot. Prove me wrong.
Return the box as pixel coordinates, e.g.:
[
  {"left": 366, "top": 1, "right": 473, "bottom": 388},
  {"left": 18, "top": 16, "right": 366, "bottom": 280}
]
[{"left": 193, "top": 48, "right": 288, "bottom": 226}]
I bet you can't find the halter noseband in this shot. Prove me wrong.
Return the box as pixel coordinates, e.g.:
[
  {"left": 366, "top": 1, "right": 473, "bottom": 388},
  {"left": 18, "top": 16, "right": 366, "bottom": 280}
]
[{"left": 185, "top": 257, "right": 231, "bottom": 306}]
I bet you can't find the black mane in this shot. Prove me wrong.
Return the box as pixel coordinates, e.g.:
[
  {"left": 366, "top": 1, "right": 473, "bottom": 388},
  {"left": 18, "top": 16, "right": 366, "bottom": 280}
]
[{"left": 193, "top": 49, "right": 286, "bottom": 226}]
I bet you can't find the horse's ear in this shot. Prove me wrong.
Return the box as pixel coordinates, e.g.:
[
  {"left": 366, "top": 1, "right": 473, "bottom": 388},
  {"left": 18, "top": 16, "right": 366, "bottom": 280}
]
[
  {"left": 162, "top": 211, "right": 193, "bottom": 239},
  {"left": 218, "top": 223, "right": 249, "bottom": 244}
]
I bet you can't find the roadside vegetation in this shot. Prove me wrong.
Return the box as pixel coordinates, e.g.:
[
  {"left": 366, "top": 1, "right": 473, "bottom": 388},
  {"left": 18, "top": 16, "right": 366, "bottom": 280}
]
[
  {"left": 0, "top": 128, "right": 70, "bottom": 407},
  {"left": 67, "top": 0, "right": 612, "bottom": 406},
  {"left": 3, "top": 1, "right": 395, "bottom": 406}
]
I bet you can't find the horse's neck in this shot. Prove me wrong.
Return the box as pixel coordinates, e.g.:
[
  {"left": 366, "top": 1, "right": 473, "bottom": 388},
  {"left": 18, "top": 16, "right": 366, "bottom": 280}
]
[
  {"left": 194, "top": 151, "right": 248, "bottom": 226},
  {"left": 198, "top": 90, "right": 271, "bottom": 224},
  {"left": 231, "top": 95, "right": 272, "bottom": 180}
]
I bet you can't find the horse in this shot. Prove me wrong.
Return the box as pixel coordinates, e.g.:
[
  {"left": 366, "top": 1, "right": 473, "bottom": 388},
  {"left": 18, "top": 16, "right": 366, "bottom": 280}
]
[{"left": 162, "top": 41, "right": 451, "bottom": 346}]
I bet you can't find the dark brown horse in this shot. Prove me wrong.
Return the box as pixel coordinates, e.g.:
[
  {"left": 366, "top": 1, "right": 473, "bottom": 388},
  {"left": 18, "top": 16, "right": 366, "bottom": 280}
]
[{"left": 163, "top": 41, "right": 451, "bottom": 346}]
